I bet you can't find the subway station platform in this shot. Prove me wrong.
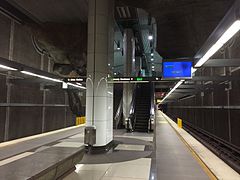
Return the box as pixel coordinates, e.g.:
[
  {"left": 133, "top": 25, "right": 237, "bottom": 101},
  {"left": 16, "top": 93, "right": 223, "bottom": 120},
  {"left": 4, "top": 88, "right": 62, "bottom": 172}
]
[{"left": 0, "top": 111, "right": 239, "bottom": 180}]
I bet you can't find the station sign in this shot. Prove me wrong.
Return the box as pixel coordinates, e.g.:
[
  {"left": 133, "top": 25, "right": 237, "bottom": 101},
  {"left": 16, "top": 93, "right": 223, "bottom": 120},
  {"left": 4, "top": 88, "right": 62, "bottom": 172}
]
[
  {"left": 64, "top": 77, "right": 85, "bottom": 82},
  {"left": 107, "top": 77, "right": 162, "bottom": 83}
]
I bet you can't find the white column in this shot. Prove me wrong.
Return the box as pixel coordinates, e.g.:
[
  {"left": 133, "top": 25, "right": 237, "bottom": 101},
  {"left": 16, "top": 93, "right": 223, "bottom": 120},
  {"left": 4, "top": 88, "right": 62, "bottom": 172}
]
[{"left": 86, "top": 0, "right": 114, "bottom": 147}]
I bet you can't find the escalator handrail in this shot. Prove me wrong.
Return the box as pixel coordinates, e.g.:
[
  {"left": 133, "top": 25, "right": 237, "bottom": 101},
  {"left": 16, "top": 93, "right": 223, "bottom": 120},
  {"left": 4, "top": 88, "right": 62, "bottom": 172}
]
[
  {"left": 129, "top": 84, "right": 137, "bottom": 130},
  {"left": 114, "top": 97, "right": 123, "bottom": 129},
  {"left": 148, "top": 83, "right": 155, "bottom": 131}
]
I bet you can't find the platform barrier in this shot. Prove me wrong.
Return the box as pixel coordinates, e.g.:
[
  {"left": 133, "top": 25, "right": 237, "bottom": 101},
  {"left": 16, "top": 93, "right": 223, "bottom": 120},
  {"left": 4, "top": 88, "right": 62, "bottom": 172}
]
[
  {"left": 177, "top": 118, "right": 182, "bottom": 128},
  {"left": 76, "top": 116, "right": 86, "bottom": 125}
]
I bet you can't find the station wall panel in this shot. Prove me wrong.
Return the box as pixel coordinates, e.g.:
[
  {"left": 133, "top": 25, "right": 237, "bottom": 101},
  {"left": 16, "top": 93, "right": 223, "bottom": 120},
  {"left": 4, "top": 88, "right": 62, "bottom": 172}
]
[
  {"left": 0, "top": 14, "right": 10, "bottom": 59},
  {"left": 45, "top": 107, "right": 66, "bottom": 132},
  {"left": 0, "top": 108, "right": 6, "bottom": 142},
  {"left": 230, "top": 110, "right": 240, "bottom": 147},
  {"left": 13, "top": 23, "right": 41, "bottom": 69},
  {"left": 0, "top": 14, "right": 76, "bottom": 143},
  {"left": 10, "top": 84, "right": 43, "bottom": 104},
  {"left": 8, "top": 107, "right": 42, "bottom": 140},
  {"left": 0, "top": 76, "right": 6, "bottom": 103},
  {"left": 45, "top": 90, "right": 65, "bottom": 104},
  {"left": 213, "top": 109, "right": 229, "bottom": 141}
]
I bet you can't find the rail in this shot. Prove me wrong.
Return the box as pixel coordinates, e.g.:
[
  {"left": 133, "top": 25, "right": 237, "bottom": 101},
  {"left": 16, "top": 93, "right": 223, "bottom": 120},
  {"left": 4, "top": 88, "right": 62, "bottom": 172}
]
[
  {"left": 114, "top": 98, "right": 123, "bottom": 129},
  {"left": 181, "top": 120, "right": 240, "bottom": 173},
  {"left": 127, "top": 84, "right": 137, "bottom": 131},
  {"left": 148, "top": 83, "right": 155, "bottom": 132}
]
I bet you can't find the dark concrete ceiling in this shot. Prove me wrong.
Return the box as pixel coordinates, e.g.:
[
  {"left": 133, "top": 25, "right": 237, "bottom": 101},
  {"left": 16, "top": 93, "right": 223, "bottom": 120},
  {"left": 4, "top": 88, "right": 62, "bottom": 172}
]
[
  {"left": 6, "top": 0, "right": 235, "bottom": 65},
  {"left": 119, "top": 0, "right": 235, "bottom": 59},
  {"left": 7, "top": 0, "right": 88, "bottom": 23}
]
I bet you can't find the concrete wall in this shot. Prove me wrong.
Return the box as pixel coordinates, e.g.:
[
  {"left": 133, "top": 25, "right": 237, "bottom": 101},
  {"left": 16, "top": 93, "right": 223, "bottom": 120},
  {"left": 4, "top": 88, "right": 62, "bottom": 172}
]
[
  {"left": 0, "top": 13, "right": 78, "bottom": 142},
  {"left": 167, "top": 33, "right": 240, "bottom": 148}
]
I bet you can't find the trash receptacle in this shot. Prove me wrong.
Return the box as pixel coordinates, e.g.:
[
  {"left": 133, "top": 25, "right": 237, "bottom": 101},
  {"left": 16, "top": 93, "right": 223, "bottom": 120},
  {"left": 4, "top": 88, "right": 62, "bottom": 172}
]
[{"left": 84, "top": 126, "right": 96, "bottom": 146}]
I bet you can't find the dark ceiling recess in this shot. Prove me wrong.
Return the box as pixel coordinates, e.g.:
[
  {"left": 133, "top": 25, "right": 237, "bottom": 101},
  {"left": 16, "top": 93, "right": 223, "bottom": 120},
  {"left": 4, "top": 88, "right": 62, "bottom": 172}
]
[
  {"left": 0, "top": 0, "right": 40, "bottom": 24},
  {"left": 6, "top": 0, "right": 88, "bottom": 23},
  {"left": 119, "top": 0, "right": 235, "bottom": 59},
  {"left": 115, "top": 6, "right": 145, "bottom": 57}
]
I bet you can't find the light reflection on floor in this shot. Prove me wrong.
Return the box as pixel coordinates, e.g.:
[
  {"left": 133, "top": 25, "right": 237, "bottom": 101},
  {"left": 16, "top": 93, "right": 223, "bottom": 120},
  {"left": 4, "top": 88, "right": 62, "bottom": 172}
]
[{"left": 64, "top": 158, "right": 151, "bottom": 180}]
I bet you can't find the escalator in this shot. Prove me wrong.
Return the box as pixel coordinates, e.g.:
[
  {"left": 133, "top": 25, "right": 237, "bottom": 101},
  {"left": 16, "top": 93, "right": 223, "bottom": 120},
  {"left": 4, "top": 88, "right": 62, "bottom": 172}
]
[{"left": 134, "top": 83, "right": 151, "bottom": 132}]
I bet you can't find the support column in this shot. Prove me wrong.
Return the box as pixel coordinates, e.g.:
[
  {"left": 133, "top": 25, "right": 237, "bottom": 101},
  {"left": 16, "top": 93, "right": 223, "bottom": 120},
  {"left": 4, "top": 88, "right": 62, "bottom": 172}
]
[
  {"left": 123, "top": 29, "right": 135, "bottom": 121},
  {"left": 86, "top": 0, "right": 114, "bottom": 147}
]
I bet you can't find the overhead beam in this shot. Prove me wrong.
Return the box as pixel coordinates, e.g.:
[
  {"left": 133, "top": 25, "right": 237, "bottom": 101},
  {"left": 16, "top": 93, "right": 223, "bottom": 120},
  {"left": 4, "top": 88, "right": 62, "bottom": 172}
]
[
  {"left": 0, "top": 0, "right": 41, "bottom": 24},
  {"left": 203, "top": 59, "right": 240, "bottom": 67},
  {"left": 174, "top": 89, "right": 198, "bottom": 93},
  {"left": 155, "top": 85, "right": 172, "bottom": 89},
  {"left": 189, "top": 76, "right": 240, "bottom": 81}
]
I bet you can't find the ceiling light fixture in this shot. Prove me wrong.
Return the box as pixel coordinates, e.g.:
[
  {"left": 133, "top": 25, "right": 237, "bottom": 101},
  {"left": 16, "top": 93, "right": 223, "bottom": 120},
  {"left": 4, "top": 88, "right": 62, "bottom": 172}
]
[
  {"left": 195, "top": 20, "right": 240, "bottom": 67},
  {"left": 0, "top": 64, "right": 17, "bottom": 71},
  {"left": 21, "top": 71, "right": 62, "bottom": 83},
  {"left": 161, "top": 80, "right": 184, "bottom": 104},
  {"left": 148, "top": 35, "right": 153, "bottom": 40}
]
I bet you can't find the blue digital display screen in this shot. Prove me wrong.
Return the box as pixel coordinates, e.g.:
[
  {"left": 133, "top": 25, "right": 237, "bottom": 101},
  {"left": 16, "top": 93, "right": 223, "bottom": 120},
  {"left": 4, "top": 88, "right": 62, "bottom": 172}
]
[{"left": 163, "top": 61, "right": 192, "bottom": 78}]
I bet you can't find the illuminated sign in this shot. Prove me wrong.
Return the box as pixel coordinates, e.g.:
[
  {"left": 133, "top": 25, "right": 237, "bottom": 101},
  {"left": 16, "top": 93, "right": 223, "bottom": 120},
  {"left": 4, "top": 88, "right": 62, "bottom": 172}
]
[
  {"left": 108, "top": 77, "right": 162, "bottom": 83},
  {"left": 163, "top": 61, "right": 192, "bottom": 79}
]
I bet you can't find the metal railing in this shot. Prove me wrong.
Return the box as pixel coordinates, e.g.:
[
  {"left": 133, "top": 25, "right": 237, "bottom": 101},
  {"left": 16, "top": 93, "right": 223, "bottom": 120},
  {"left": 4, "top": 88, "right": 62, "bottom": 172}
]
[
  {"left": 114, "top": 98, "right": 123, "bottom": 129},
  {"left": 148, "top": 83, "right": 155, "bottom": 132},
  {"left": 126, "top": 84, "right": 137, "bottom": 131}
]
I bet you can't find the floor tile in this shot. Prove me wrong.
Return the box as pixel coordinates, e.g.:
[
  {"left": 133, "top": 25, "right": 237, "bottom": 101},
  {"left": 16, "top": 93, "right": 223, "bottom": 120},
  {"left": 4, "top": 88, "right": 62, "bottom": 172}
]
[
  {"left": 0, "top": 152, "right": 34, "bottom": 167},
  {"left": 53, "top": 142, "right": 84, "bottom": 148},
  {"left": 119, "top": 158, "right": 151, "bottom": 166},
  {"left": 33, "top": 146, "right": 50, "bottom": 152},
  {"left": 64, "top": 170, "right": 105, "bottom": 180},
  {"left": 115, "top": 135, "right": 153, "bottom": 142},
  {"left": 69, "top": 134, "right": 84, "bottom": 139},
  {"left": 75, "top": 164, "right": 112, "bottom": 172},
  {"left": 115, "top": 144, "right": 145, "bottom": 151},
  {"left": 101, "top": 177, "right": 146, "bottom": 180},
  {"left": 104, "top": 163, "right": 150, "bottom": 179}
]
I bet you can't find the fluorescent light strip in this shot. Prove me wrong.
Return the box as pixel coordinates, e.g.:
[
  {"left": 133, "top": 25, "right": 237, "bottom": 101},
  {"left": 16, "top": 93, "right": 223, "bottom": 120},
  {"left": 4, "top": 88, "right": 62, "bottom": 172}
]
[
  {"left": 161, "top": 80, "right": 184, "bottom": 103},
  {"left": 0, "top": 64, "right": 17, "bottom": 71},
  {"left": 67, "top": 82, "right": 86, "bottom": 89},
  {"left": 21, "top": 71, "right": 87, "bottom": 90},
  {"left": 21, "top": 71, "right": 62, "bottom": 83},
  {"left": 195, "top": 20, "right": 240, "bottom": 67}
]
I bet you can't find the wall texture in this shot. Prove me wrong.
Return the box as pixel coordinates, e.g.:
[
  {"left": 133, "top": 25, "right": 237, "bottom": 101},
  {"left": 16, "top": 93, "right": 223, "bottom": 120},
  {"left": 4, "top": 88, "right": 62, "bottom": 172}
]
[
  {"left": 0, "top": 13, "right": 79, "bottom": 142},
  {"left": 167, "top": 33, "right": 240, "bottom": 148}
]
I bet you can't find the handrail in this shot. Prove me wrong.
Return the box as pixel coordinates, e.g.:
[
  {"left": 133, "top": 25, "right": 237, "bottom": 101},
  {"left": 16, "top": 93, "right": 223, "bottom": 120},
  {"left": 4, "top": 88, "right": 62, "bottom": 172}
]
[
  {"left": 148, "top": 83, "right": 155, "bottom": 131},
  {"left": 114, "top": 98, "right": 123, "bottom": 129},
  {"left": 128, "top": 84, "right": 137, "bottom": 131}
]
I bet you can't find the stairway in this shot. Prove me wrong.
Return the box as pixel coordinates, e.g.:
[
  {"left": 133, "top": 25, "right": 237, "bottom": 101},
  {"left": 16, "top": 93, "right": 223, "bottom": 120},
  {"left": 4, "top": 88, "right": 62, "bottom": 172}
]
[{"left": 134, "top": 83, "right": 151, "bottom": 132}]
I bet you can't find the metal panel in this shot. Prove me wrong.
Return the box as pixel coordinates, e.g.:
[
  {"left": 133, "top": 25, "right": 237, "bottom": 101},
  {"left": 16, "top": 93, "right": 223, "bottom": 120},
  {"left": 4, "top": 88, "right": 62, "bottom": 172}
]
[
  {"left": 44, "top": 107, "right": 66, "bottom": 132},
  {"left": 0, "top": 107, "right": 6, "bottom": 142},
  {"left": 8, "top": 107, "right": 42, "bottom": 140},
  {"left": 0, "top": 13, "right": 10, "bottom": 59},
  {"left": 230, "top": 110, "right": 240, "bottom": 147}
]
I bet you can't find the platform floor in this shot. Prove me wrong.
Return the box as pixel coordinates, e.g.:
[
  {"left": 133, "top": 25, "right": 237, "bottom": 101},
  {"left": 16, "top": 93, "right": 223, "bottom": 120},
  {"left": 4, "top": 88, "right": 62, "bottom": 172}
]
[
  {"left": 0, "top": 111, "right": 239, "bottom": 180},
  {"left": 155, "top": 112, "right": 208, "bottom": 180},
  {"left": 64, "top": 111, "right": 211, "bottom": 180}
]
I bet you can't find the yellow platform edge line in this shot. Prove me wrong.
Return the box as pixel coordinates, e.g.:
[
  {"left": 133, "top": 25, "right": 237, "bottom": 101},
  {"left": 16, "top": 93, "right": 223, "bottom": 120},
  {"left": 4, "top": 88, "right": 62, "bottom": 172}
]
[{"left": 162, "top": 113, "right": 218, "bottom": 180}]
